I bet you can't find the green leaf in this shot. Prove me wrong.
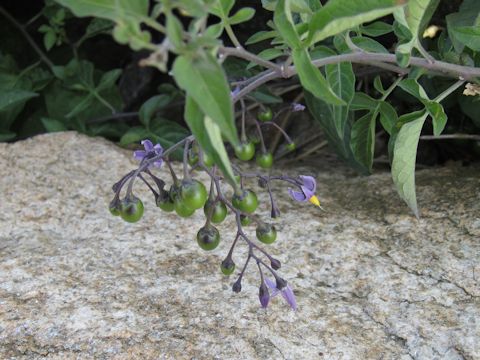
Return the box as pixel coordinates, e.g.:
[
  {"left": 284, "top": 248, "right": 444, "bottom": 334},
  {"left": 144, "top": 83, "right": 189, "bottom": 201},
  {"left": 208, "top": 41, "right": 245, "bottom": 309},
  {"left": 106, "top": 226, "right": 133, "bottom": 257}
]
[
  {"left": 41, "top": 117, "right": 68, "bottom": 132},
  {"left": 292, "top": 48, "right": 345, "bottom": 105},
  {"left": 360, "top": 21, "right": 393, "bottom": 36},
  {"left": 43, "top": 30, "right": 57, "bottom": 51},
  {"left": 250, "top": 88, "right": 283, "bottom": 104},
  {"left": 391, "top": 110, "right": 428, "bottom": 217},
  {"left": 229, "top": 7, "right": 255, "bottom": 25},
  {"left": 398, "top": 78, "right": 429, "bottom": 100},
  {"left": 350, "top": 112, "right": 376, "bottom": 172},
  {"left": 139, "top": 95, "right": 171, "bottom": 128},
  {"left": 446, "top": 0, "right": 480, "bottom": 52},
  {"left": 172, "top": 53, "right": 238, "bottom": 146},
  {"left": 166, "top": 13, "right": 184, "bottom": 49},
  {"left": 378, "top": 101, "right": 397, "bottom": 135},
  {"left": 351, "top": 92, "right": 378, "bottom": 111},
  {"left": 246, "top": 48, "right": 284, "bottom": 69},
  {"left": 373, "top": 76, "right": 385, "bottom": 95},
  {"left": 0, "top": 131, "right": 16, "bottom": 142},
  {"left": 393, "top": 0, "right": 440, "bottom": 65},
  {"left": 424, "top": 101, "right": 447, "bottom": 136},
  {"left": 451, "top": 26, "right": 480, "bottom": 51},
  {"left": 274, "top": 0, "right": 302, "bottom": 49},
  {"left": 0, "top": 90, "right": 38, "bottom": 112},
  {"left": 308, "top": 0, "right": 404, "bottom": 45},
  {"left": 119, "top": 126, "right": 150, "bottom": 146},
  {"left": 184, "top": 96, "right": 237, "bottom": 186},
  {"left": 245, "top": 30, "right": 277, "bottom": 45},
  {"left": 53, "top": 0, "right": 149, "bottom": 22}
]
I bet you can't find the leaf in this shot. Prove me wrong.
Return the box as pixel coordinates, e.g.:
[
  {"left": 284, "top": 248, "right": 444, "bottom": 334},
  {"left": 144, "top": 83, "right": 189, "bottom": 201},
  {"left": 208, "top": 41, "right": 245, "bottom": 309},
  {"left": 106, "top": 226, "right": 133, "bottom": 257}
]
[
  {"left": 450, "top": 26, "right": 480, "bottom": 51},
  {"left": 351, "top": 92, "right": 378, "bottom": 111},
  {"left": 292, "top": 47, "right": 345, "bottom": 105},
  {"left": 274, "top": 0, "right": 302, "bottom": 49},
  {"left": 41, "top": 117, "right": 68, "bottom": 132},
  {"left": 139, "top": 95, "right": 171, "bottom": 128},
  {"left": 0, "top": 90, "right": 38, "bottom": 112},
  {"left": 398, "top": 78, "right": 429, "bottom": 100},
  {"left": 424, "top": 101, "right": 447, "bottom": 136},
  {"left": 246, "top": 48, "right": 284, "bottom": 69},
  {"left": 245, "top": 30, "right": 277, "bottom": 45},
  {"left": 172, "top": 53, "right": 238, "bottom": 146},
  {"left": 184, "top": 96, "right": 237, "bottom": 186},
  {"left": 53, "top": 0, "right": 149, "bottom": 22},
  {"left": 229, "top": 7, "right": 255, "bottom": 25},
  {"left": 0, "top": 131, "right": 16, "bottom": 142},
  {"left": 308, "top": 0, "right": 404, "bottom": 45},
  {"left": 391, "top": 111, "right": 428, "bottom": 217},
  {"left": 378, "top": 101, "right": 397, "bottom": 135},
  {"left": 166, "top": 13, "right": 184, "bottom": 49},
  {"left": 360, "top": 21, "right": 393, "bottom": 36},
  {"left": 250, "top": 88, "right": 283, "bottom": 104},
  {"left": 393, "top": 0, "right": 440, "bottom": 65},
  {"left": 43, "top": 30, "right": 57, "bottom": 51},
  {"left": 446, "top": 0, "right": 480, "bottom": 52},
  {"left": 119, "top": 126, "right": 150, "bottom": 146},
  {"left": 350, "top": 112, "right": 376, "bottom": 172}
]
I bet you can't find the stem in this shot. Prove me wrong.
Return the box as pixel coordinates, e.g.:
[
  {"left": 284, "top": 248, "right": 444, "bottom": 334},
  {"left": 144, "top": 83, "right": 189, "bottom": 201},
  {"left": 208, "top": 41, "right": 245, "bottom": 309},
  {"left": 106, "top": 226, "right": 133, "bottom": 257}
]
[
  {"left": 223, "top": 23, "right": 242, "bottom": 49},
  {"left": 219, "top": 46, "right": 281, "bottom": 72},
  {"left": 229, "top": 50, "right": 480, "bottom": 103},
  {"left": 420, "top": 134, "right": 480, "bottom": 141},
  {"left": 0, "top": 6, "right": 55, "bottom": 70},
  {"left": 434, "top": 80, "right": 465, "bottom": 102}
]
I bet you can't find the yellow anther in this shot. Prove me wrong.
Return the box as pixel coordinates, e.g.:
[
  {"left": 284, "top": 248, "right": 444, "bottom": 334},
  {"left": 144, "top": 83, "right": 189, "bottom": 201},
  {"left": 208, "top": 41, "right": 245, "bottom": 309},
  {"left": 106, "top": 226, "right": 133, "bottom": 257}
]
[{"left": 309, "top": 195, "right": 321, "bottom": 207}]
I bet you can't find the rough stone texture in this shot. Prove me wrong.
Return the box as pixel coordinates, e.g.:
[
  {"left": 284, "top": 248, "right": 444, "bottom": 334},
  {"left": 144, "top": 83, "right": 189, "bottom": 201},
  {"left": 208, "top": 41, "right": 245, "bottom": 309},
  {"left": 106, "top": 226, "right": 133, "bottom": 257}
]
[{"left": 0, "top": 132, "right": 479, "bottom": 360}]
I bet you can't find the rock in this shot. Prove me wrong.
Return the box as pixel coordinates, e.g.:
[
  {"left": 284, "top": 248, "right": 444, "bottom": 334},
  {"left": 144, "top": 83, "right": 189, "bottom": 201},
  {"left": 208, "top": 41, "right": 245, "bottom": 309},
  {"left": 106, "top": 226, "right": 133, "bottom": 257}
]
[{"left": 0, "top": 132, "right": 479, "bottom": 359}]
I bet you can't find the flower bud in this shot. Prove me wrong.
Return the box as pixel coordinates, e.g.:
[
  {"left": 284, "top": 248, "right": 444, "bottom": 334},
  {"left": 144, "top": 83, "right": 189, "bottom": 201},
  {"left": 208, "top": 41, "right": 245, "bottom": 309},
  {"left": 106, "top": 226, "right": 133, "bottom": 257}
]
[
  {"left": 258, "top": 282, "right": 270, "bottom": 308},
  {"left": 270, "top": 258, "right": 281, "bottom": 270},
  {"left": 275, "top": 276, "right": 287, "bottom": 290},
  {"left": 232, "top": 279, "right": 242, "bottom": 293}
]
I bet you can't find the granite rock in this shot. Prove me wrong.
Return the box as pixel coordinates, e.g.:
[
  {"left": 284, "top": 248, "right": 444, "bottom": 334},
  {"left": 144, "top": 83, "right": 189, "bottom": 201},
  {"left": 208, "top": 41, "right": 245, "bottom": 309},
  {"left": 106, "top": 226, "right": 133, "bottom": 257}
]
[{"left": 0, "top": 132, "right": 479, "bottom": 359}]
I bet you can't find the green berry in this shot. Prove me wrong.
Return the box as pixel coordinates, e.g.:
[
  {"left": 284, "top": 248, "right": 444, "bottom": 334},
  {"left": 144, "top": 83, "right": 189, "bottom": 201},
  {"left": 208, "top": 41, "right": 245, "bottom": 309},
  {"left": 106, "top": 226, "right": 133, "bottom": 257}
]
[
  {"left": 286, "top": 142, "right": 296, "bottom": 151},
  {"left": 220, "top": 258, "right": 235, "bottom": 275},
  {"left": 258, "top": 107, "right": 273, "bottom": 122},
  {"left": 204, "top": 201, "right": 228, "bottom": 224},
  {"left": 174, "top": 198, "right": 195, "bottom": 218},
  {"left": 109, "top": 199, "right": 121, "bottom": 216},
  {"left": 234, "top": 142, "right": 255, "bottom": 161},
  {"left": 232, "top": 189, "right": 258, "bottom": 214},
  {"left": 120, "top": 196, "right": 144, "bottom": 223},
  {"left": 256, "top": 152, "right": 273, "bottom": 169},
  {"left": 156, "top": 191, "right": 174, "bottom": 212},
  {"left": 180, "top": 179, "right": 208, "bottom": 210},
  {"left": 196, "top": 225, "right": 220, "bottom": 251},
  {"left": 256, "top": 223, "right": 277, "bottom": 244}
]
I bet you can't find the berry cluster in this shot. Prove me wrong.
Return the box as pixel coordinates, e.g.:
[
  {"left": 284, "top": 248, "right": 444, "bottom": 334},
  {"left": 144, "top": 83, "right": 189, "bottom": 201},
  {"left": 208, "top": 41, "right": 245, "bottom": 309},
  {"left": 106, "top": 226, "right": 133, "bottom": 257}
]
[{"left": 109, "top": 107, "right": 320, "bottom": 310}]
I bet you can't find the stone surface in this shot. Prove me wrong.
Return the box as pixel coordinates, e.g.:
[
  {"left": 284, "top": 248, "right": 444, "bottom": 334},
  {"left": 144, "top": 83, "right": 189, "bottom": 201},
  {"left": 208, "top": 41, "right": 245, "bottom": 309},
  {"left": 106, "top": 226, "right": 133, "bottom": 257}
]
[{"left": 0, "top": 132, "right": 479, "bottom": 360}]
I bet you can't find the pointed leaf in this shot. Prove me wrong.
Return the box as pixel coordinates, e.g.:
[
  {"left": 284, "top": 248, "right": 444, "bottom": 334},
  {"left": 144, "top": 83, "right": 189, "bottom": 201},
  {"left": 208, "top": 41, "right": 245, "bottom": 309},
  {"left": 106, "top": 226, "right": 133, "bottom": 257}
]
[
  {"left": 274, "top": 0, "right": 302, "bottom": 49},
  {"left": 292, "top": 48, "right": 345, "bottom": 105},
  {"left": 308, "top": 0, "right": 404, "bottom": 45},
  {"left": 391, "top": 111, "right": 428, "bottom": 217},
  {"left": 172, "top": 53, "right": 238, "bottom": 146},
  {"left": 351, "top": 112, "right": 376, "bottom": 172}
]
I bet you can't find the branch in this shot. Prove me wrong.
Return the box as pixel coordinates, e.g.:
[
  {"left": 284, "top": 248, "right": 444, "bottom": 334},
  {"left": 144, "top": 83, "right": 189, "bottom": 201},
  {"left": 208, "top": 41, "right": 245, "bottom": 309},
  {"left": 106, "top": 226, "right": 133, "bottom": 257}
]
[
  {"left": 420, "top": 134, "right": 480, "bottom": 141},
  {"left": 0, "top": 6, "right": 55, "bottom": 70},
  {"left": 228, "top": 49, "right": 480, "bottom": 103}
]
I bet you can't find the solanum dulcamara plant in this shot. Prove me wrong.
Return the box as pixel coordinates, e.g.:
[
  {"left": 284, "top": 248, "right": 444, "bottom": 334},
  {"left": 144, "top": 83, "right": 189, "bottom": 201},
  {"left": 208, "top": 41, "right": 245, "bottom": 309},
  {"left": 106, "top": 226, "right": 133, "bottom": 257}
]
[{"left": 55, "top": 0, "right": 480, "bottom": 309}]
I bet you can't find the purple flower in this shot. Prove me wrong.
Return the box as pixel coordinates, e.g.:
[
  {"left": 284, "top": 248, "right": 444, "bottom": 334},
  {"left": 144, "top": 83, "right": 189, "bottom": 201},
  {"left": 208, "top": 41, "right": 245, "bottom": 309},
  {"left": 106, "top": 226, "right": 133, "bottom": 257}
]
[
  {"left": 288, "top": 175, "right": 320, "bottom": 207},
  {"left": 265, "top": 278, "right": 297, "bottom": 310},
  {"left": 133, "top": 140, "right": 163, "bottom": 168},
  {"left": 230, "top": 86, "right": 240, "bottom": 98},
  {"left": 291, "top": 103, "right": 305, "bottom": 112}
]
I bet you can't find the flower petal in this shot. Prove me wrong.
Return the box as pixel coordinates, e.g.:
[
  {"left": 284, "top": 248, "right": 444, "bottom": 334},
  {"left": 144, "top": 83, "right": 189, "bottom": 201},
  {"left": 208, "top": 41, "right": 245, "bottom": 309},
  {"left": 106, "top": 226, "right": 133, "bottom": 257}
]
[
  {"left": 141, "top": 139, "right": 154, "bottom": 152},
  {"left": 265, "top": 278, "right": 280, "bottom": 297},
  {"left": 153, "top": 143, "right": 163, "bottom": 155},
  {"left": 153, "top": 160, "right": 163, "bottom": 168},
  {"left": 299, "top": 175, "right": 316, "bottom": 192},
  {"left": 281, "top": 285, "right": 297, "bottom": 311},
  {"left": 133, "top": 150, "right": 146, "bottom": 161},
  {"left": 288, "top": 188, "right": 307, "bottom": 202}
]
